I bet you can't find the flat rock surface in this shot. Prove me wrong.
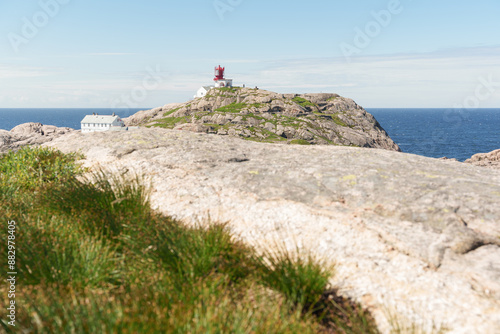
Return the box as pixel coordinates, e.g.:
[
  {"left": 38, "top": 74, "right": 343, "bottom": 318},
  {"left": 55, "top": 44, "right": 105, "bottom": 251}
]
[{"left": 46, "top": 128, "right": 500, "bottom": 334}]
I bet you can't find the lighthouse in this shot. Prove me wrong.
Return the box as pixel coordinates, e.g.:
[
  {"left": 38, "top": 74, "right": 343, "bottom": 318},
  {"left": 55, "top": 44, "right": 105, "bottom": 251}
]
[
  {"left": 213, "top": 65, "right": 233, "bottom": 88},
  {"left": 194, "top": 65, "right": 234, "bottom": 98}
]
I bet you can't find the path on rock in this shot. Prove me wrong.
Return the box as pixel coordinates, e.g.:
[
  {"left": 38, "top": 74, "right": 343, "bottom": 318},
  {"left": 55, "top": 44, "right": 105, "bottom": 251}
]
[{"left": 46, "top": 128, "right": 500, "bottom": 334}]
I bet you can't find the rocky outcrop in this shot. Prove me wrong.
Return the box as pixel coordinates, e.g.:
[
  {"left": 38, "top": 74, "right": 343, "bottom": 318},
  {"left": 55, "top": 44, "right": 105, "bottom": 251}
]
[
  {"left": 465, "top": 149, "right": 500, "bottom": 169},
  {"left": 45, "top": 128, "right": 500, "bottom": 334},
  {"left": 0, "top": 122, "right": 75, "bottom": 154},
  {"left": 123, "top": 88, "right": 401, "bottom": 151}
]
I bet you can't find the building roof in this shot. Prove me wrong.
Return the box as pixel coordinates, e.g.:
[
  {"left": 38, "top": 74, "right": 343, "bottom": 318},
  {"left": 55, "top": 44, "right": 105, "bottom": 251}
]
[
  {"left": 81, "top": 115, "right": 121, "bottom": 124},
  {"left": 201, "top": 85, "right": 214, "bottom": 91}
]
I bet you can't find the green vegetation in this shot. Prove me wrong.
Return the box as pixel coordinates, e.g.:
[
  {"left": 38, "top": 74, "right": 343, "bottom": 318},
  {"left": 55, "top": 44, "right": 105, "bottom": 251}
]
[
  {"left": 163, "top": 106, "right": 182, "bottom": 117},
  {"left": 152, "top": 116, "right": 189, "bottom": 129},
  {"left": 249, "top": 103, "right": 266, "bottom": 109},
  {"left": 331, "top": 115, "right": 349, "bottom": 127},
  {"left": 204, "top": 87, "right": 242, "bottom": 98},
  {"left": 257, "top": 246, "right": 332, "bottom": 308},
  {"left": 215, "top": 102, "right": 248, "bottom": 113},
  {"left": 203, "top": 123, "right": 229, "bottom": 132},
  {"left": 327, "top": 96, "right": 339, "bottom": 102},
  {"left": 217, "top": 87, "right": 241, "bottom": 93},
  {"left": 280, "top": 115, "right": 303, "bottom": 128},
  {"left": 314, "top": 112, "right": 350, "bottom": 128},
  {"left": 290, "top": 139, "right": 312, "bottom": 145},
  {"left": 293, "top": 97, "right": 317, "bottom": 108},
  {"left": 0, "top": 147, "right": 378, "bottom": 333},
  {"left": 257, "top": 129, "right": 287, "bottom": 143},
  {"left": 318, "top": 135, "right": 334, "bottom": 144},
  {"left": 0, "top": 146, "right": 82, "bottom": 193}
]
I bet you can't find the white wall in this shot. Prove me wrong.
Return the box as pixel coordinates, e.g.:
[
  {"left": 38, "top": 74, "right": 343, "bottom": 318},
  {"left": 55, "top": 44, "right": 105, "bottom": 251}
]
[
  {"left": 81, "top": 123, "right": 111, "bottom": 133},
  {"left": 81, "top": 118, "right": 124, "bottom": 133},
  {"left": 195, "top": 87, "right": 207, "bottom": 98},
  {"left": 214, "top": 79, "right": 232, "bottom": 88},
  {"left": 195, "top": 86, "right": 214, "bottom": 98}
]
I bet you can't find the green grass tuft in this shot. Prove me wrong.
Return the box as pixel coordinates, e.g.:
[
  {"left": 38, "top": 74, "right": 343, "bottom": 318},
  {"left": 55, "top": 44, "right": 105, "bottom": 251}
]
[
  {"left": 18, "top": 216, "right": 123, "bottom": 287},
  {"left": 254, "top": 247, "right": 333, "bottom": 310},
  {"left": 215, "top": 102, "right": 248, "bottom": 113},
  {"left": 0, "top": 146, "right": 82, "bottom": 193},
  {"left": 163, "top": 106, "right": 182, "bottom": 117},
  {"left": 217, "top": 86, "right": 241, "bottom": 93},
  {"left": 293, "top": 97, "right": 317, "bottom": 108},
  {"left": 152, "top": 116, "right": 189, "bottom": 129},
  {"left": 290, "top": 139, "right": 311, "bottom": 145}
]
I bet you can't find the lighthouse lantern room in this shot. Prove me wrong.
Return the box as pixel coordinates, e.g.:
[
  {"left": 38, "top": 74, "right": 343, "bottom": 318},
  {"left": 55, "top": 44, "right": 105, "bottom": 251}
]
[{"left": 213, "top": 65, "right": 233, "bottom": 88}]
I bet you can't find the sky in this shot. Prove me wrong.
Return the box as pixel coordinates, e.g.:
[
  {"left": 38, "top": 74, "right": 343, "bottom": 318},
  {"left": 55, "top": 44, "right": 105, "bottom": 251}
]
[{"left": 0, "top": 0, "right": 499, "bottom": 108}]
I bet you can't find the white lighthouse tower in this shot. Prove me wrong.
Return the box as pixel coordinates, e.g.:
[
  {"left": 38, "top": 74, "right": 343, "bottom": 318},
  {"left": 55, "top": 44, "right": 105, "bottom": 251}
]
[{"left": 213, "top": 65, "right": 233, "bottom": 88}]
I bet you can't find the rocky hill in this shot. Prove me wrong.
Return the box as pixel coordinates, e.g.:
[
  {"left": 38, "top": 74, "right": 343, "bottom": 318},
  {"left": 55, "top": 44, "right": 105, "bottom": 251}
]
[
  {"left": 124, "top": 87, "right": 401, "bottom": 151},
  {"left": 45, "top": 128, "right": 500, "bottom": 333}
]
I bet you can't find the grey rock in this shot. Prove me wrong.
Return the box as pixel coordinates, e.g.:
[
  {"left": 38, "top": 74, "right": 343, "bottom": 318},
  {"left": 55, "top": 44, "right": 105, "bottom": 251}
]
[
  {"left": 263, "top": 122, "right": 275, "bottom": 131},
  {"left": 465, "top": 149, "right": 500, "bottom": 169},
  {"left": 0, "top": 122, "right": 75, "bottom": 154},
  {"left": 438, "top": 157, "right": 459, "bottom": 162},
  {"left": 173, "top": 123, "right": 208, "bottom": 133},
  {"left": 45, "top": 128, "right": 500, "bottom": 333}
]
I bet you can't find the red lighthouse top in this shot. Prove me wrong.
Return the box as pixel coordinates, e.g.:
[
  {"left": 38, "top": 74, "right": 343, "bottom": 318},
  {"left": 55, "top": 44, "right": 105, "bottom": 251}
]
[{"left": 214, "top": 65, "right": 225, "bottom": 81}]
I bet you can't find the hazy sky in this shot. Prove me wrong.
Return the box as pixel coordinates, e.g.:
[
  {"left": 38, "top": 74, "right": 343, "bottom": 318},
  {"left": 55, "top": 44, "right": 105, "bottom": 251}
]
[{"left": 1, "top": 0, "right": 499, "bottom": 108}]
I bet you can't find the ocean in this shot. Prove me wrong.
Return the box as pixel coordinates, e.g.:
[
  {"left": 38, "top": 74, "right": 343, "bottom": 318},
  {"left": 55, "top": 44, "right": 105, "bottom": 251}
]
[
  {"left": 0, "top": 108, "right": 499, "bottom": 162},
  {"left": 367, "top": 108, "right": 500, "bottom": 161},
  {"left": 0, "top": 108, "right": 143, "bottom": 132}
]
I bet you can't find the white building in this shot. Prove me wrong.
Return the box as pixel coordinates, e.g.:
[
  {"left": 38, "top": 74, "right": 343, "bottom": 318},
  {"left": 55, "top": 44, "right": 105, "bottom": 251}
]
[
  {"left": 194, "top": 85, "right": 214, "bottom": 98},
  {"left": 214, "top": 78, "right": 233, "bottom": 88},
  {"left": 81, "top": 114, "right": 125, "bottom": 133}
]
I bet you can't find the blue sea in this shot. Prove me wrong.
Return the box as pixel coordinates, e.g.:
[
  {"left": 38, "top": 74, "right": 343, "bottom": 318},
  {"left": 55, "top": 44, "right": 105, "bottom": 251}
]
[
  {"left": 0, "top": 108, "right": 499, "bottom": 162},
  {"left": 0, "top": 108, "right": 144, "bottom": 132},
  {"left": 367, "top": 108, "right": 499, "bottom": 161}
]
